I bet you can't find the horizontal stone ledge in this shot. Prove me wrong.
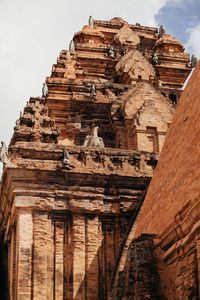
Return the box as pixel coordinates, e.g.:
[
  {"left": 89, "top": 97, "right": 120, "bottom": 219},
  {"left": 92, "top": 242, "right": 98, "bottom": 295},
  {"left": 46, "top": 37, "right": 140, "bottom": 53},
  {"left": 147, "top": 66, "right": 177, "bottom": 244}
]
[{"left": 10, "top": 143, "right": 158, "bottom": 158}]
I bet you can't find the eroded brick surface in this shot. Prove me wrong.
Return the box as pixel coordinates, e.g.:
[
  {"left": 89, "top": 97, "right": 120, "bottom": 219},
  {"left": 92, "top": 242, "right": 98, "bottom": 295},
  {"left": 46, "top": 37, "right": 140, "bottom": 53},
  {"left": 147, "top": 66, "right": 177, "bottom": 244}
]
[{"left": 0, "top": 17, "right": 192, "bottom": 299}]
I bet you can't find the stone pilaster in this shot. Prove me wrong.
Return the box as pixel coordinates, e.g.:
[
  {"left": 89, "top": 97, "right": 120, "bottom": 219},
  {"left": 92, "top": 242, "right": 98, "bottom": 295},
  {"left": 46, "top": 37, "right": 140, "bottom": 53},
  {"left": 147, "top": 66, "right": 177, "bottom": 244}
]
[
  {"left": 16, "top": 212, "right": 33, "bottom": 300},
  {"left": 33, "top": 211, "right": 53, "bottom": 300},
  {"left": 73, "top": 214, "right": 86, "bottom": 300},
  {"left": 10, "top": 227, "right": 16, "bottom": 300},
  {"left": 86, "top": 215, "right": 100, "bottom": 299},
  {"left": 55, "top": 221, "right": 64, "bottom": 300},
  {"left": 64, "top": 217, "right": 73, "bottom": 299}
]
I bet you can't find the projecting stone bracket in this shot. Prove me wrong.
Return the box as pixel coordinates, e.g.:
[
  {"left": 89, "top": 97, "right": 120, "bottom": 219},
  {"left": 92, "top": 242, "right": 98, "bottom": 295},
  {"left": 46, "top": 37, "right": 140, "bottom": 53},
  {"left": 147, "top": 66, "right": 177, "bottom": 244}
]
[
  {"left": 91, "top": 150, "right": 105, "bottom": 166},
  {"left": 62, "top": 148, "right": 75, "bottom": 170},
  {"left": 77, "top": 150, "right": 87, "bottom": 166},
  {"left": 127, "top": 156, "right": 141, "bottom": 172},
  {"left": 110, "top": 156, "right": 124, "bottom": 169}
]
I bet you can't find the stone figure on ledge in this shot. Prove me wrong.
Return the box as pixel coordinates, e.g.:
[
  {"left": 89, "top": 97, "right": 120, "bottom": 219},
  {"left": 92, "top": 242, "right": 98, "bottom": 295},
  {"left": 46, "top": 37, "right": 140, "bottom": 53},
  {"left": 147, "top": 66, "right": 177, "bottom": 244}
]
[
  {"left": 152, "top": 52, "right": 159, "bottom": 65},
  {"left": 89, "top": 15, "right": 94, "bottom": 27},
  {"left": 63, "top": 149, "right": 74, "bottom": 170},
  {"left": 69, "top": 40, "right": 75, "bottom": 52},
  {"left": 91, "top": 83, "right": 96, "bottom": 100},
  {"left": 83, "top": 126, "right": 105, "bottom": 148},
  {"left": 42, "top": 83, "right": 48, "bottom": 98},
  {"left": 108, "top": 46, "right": 115, "bottom": 59},
  {"left": 158, "top": 25, "right": 165, "bottom": 38},
  {"left": 0, "top": 141, "right": 10, "bottom": 165},
  {"left": 56, "top": 126, "right": 61, "bottom": 137},
  {"left": 190, "top": 55, "right": 198, "bottom": 68}
]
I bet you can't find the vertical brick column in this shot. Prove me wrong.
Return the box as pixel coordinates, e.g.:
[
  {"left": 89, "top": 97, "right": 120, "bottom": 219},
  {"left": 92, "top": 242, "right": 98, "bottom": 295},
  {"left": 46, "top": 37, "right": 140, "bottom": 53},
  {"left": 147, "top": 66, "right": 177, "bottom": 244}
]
[
  {"left": 86, "top": 216, "right": 99, "bottom": 300},
  {"left": 10, "top": 226, "right": 17, "bottom": 300},
  {"left": 86, "top": 215, "right": 100, "bottom": 299},
  {"left": 10, "top": 227, "right": 16, "bottom": 300},
  {"left": 105, "top": 222, "right": 115, "bottom": 295},
  {"left": 64, "top": 217, "right": 73, "bottom": 299},
  {"left": 16, "top": 212, "right": 33, "bottom": 300},
  {"left": 33, "top": 211, "right": 53, "bottom": 300},
  {"left": 47, "top": 214, "right": 54, "bottom": 300},
  {"left": 73, "top": 214, "right": 86, "bottom": 300},
  {"left": 55, "top": 221, "right": 64, "bottom": 300}
]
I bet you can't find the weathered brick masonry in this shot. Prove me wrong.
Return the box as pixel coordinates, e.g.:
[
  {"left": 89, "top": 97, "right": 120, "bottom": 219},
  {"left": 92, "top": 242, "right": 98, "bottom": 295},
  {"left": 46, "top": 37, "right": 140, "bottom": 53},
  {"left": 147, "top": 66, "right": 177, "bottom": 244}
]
[
  {"left": 133, "top": 61, "right": 200, "bottom": 299},
  {"left": 0, "top": 17, "right": 191, "bottom": 299}
]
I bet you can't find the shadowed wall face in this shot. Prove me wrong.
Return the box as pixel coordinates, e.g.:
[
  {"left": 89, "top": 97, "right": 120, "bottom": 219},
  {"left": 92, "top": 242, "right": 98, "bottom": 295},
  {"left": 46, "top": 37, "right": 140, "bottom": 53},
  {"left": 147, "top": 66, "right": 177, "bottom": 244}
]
[
  {"left": 135, "top": 61, "right": 200, "bottom": 238},
  {"left": 0, "top": 241, "right": 8, "bottom": 300},
  {"left": 133, "top": 61, "right": 200, "bottom": 299}
]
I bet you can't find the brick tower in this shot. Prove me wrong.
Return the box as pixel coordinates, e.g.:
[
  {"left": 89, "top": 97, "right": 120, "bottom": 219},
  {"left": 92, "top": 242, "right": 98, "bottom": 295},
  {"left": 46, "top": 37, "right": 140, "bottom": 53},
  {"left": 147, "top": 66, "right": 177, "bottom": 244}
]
[{"left": 0, "top": 17, "right": 191, "bottom": 299}]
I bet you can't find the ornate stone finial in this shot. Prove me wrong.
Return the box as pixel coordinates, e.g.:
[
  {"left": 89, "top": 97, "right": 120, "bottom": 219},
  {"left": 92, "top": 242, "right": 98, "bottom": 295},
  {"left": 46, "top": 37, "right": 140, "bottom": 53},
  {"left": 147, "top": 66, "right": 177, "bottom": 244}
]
[
  {"left": 190, "top": 54, "right": 198, "bottom": 68},
  {"left": 63, "top": 149, "right": 74, "bottom": 170},
  {"left": 108, "top": 46, "right": 115, "bottom": 59},
  {"left": 89, "top": 15, "right": 94, "bottom": 27},
  {"left": 152, "top": 52, "right": 159, "bottom": 65},
  {"left": 91, "top": 83, "right": 96, "bottom": 100},
  {"left": 158, "top": 25, "right": 165, "bottom": 38},
  {"left": 0, "top": 141, "right": 10, "bottom": 165},
  {"left": 83, "top": 126, "right": 105, "bottom": 148},
  {"left": 42, "top": 83, "right": 48, "bottom": 98},
  {"left": 69, "top": 40, "right": 75, "bottom": 52},
  {"left": 14, "top": 119, "right": 20, "bottom": 131}
]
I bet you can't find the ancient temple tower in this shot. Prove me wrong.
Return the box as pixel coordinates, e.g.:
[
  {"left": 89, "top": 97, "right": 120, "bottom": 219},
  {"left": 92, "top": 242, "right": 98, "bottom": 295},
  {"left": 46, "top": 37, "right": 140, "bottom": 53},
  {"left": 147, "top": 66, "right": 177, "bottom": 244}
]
[{"left": 0, "top": 17, "right": 191, "bottom": 299}]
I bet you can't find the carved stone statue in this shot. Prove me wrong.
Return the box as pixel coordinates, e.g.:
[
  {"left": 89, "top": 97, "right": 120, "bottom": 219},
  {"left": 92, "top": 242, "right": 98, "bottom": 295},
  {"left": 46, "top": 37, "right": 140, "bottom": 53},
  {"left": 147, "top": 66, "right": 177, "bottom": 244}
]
[
  {"left": 63, "top": 149, "right": 74, "bottom": 170},
  {"left": 42, "top": 83, "right": 48, "bottom": 98},
  {"left": 56, "top": 126, "right": 61, "bottom": 136},
  {"left": 91, "top": 83, "right": 96, "bottom": 100},
  {"left": 89, "top": 15, "right": 94, "bottom": 27},
  {"left": 190, "top": 55, "right": 198, "bottom": 68},
  {"left": 152, "top": 52, "right": 159, "bottom": 65},
  {"left": 108, "top": 46, "right": 115, "bottom": 59},
  {"left": 0, "top": 141, "right": 10, "bottom": 165},
  {"left": 158, "top": 25, "right": 165, "bottom": 38},
  {"left": 69, "top": 40, "right": 75, "bottom": 52},
  {"left": 83, "top": 126, "right": 105, "bottom": 148}
]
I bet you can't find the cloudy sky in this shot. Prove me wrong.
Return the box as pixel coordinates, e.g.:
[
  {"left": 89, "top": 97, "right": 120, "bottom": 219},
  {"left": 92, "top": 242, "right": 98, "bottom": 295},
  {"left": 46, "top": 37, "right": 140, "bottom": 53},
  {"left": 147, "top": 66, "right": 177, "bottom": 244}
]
[{"left": 0, "top": 0, "right": 199, "bottom": 172}]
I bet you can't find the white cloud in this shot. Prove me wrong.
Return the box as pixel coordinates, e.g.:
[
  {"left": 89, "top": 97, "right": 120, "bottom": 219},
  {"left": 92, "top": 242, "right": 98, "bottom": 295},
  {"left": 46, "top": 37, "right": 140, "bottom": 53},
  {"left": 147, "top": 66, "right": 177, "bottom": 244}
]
[
  {"left": 166, "top": 0, "right": 184, "bottom": 5},
  {"left": 186, "top": 23, "right": 200, "bottom": 58},
  {"left": 166, "top": 0, "right": 197, "bottom": 5}
]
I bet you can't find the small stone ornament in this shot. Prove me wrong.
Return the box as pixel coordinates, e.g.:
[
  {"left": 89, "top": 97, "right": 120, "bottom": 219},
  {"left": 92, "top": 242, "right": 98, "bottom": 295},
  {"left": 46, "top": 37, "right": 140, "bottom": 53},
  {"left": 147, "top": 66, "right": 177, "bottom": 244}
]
[
  {"left": 158, "top": 25, "right": 165, "bottom": 38},
  {"left": 90, "top": 83, "right": 96, "bottom": 100},
  {"left": 89, "top": 15, "right": 94, "bottom": 27},
  {"left": 42, "top": 83, "right": 48, "bottom": 98},
  {"left": 14, "top": 119, "right": 20, "bottom": 131},
  {"left": 56, "top": 126, "right": 61, "bottom": 136},
  {"left": 0, "top": 141, "right": 10, "bottom": 165},
  {"left": 63, "top": 149, "right": 74, "bottom": 170},
  {"left": 190, "top": 55, "right": 198, "bottom": 68},
  {"left": 69, "top": 40, "right": 75, "bottom": 52},
  {"left": 152, "top": 52, "right": 159, "bottom": 65},
  {"left": 108, "top": 46, "right": 115, "bottom": 59},
  {"left": 83, "top": 126, "right": 105, "bottom": 148}
]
